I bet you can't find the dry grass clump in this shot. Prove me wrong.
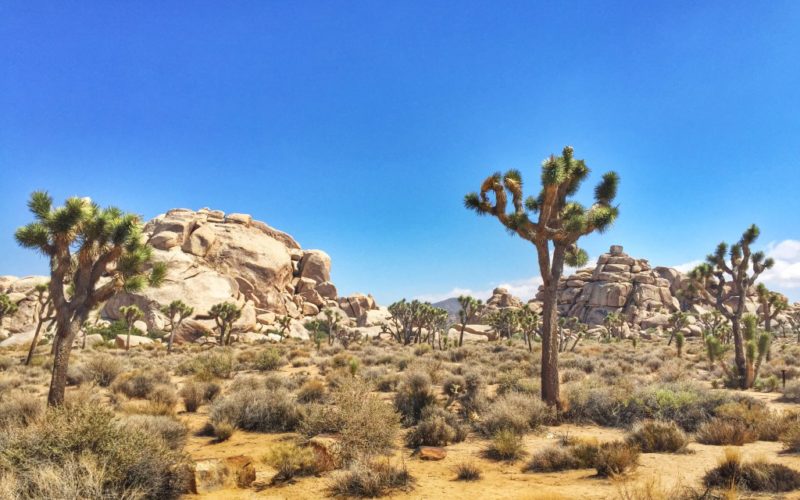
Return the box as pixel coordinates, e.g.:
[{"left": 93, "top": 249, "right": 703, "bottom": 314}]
[
  {"left": 454, "top": 462, "right": 482, "bottom": 481},
  {"left": 210, "top": 385, "right": 301, "bottom": 432},
  {"left": 780, "top": 420, "right": 800, "bottom": 452},
  {"left": 296, "top": 379, "right": 327, "bottom": 404},
  {"left": 594, "top": 441, "right": 640, "bottom": 477},
  {"left": 178, "top": 380, "right": 220, "bottom": 412},
  {"left": 253, "top": 348, "right": 285, "bottom": 371},
  {"left": 123, "top": 414, "right": 188, "bottom": 450},
  {"left": 782, "top": 380, "right": 800, "bottom": 403},
  {"left": 263, "top": 442, "right": 319, "bottom": 483},
  {"left": 523, "top": 438, "right": 638, "bottom": 477},
  {"left": 394, "top": 371, "right": 437, "bottom": 425},
  {"left": 625, "top": 420, "right": 689, "bottom": 453},
  {"left": 0, "top": 402, "right": 191, "bottom": 499},
  {"left": 212, "top": 421, "right": 235, "bottom": 442},
  {"left": 111, "top": 368, "right": 171, "bottom": 399},
  {"left": 0, "top": 355, "right": 14, "bottom": 371},
  {"left": 703, "top": 447, "right": 800, "bottom": 492},
  {"left": 480, "top": 392, "right": 552, "bottom": 437},
  {"left": 525, "top": 446, "right": 582, "bottom": 472},
  {"left": 405, "top": 406, "right": 468, "bottom": 447},
  {"left": 695, "top": 418, "right": 757, "bottom": 446},
  {"left": 329, "top": 459, "right": 414, "bottom": 498},
  {"left": 0, "top": 391, "right": 44, "bottom": 430},
  {"left": 83, "top": 354, "right": 125, "bottom": 387},
  {"left": 485, "top": 429, "right": 525, "bottom": 461}
]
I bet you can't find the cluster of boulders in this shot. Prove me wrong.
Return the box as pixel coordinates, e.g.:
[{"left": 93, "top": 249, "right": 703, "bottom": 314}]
[
  {"left": 1, "top": 208, "right": 381, "bottom": 347},
  {"left": 0, "top": 276, "right": 49, "bottom": 341},
  {"left": 485, "top": 287, "right": 524, "bottom": 310}
]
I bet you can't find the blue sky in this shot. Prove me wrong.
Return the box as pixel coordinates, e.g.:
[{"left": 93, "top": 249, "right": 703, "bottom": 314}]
[{"left": 2, "top": 1, "right": 799, "bottom": 303}]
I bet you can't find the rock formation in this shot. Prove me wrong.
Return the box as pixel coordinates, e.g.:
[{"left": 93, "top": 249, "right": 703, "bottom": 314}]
[{"left": 485, "top": 287, "right": 523, "bottom": 310}]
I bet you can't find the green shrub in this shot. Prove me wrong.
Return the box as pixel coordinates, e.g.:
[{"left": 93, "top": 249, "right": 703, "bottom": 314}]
[
  {"left": 253, "top": 348, "right": 285, "bottom": 371},
  {"left": 480, "top": 393, "right": 552, "bottom": 437},
  {"left": 176, "top": 348, "right": 237, "bottom": 381},
  {"left": 405, "top": 406, "right": 468, "bottom": 447},
  {"left": 264, "top": 442, "right": 318, "bottom": 482},
  {"left": 83, "top": 354, "right": 124, "bottom": 387},
  {"left": 485, "top": 429, "right": 524, "bottom": 461},
  {"left": 394, "top": 371, "right": 437, "bottom": 425}
]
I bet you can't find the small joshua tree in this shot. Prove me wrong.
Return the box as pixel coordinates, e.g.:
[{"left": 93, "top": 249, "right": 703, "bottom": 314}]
[
  {"left": 518, "top": 304, "right": 541, "bottom": 352},
  {"left": 667, "top": 311, "right": 689, "bottom": 346},
  {"left": 0, "top": 293, "right": 19, "bottom": 340},
  {"left": 304, "top": 319, "right": 324, "bottom": 350},
  {"left": 275, "top": 315, "right": 292, "bottom": 339},
  {"left": 465, "top": 146, "right": 619, "bottom": 407},
  {"left": 15, "top": 192, "right": 164, "bottom": 406},
  {"left": 756, "top": 283, "right": 788, "bottom": 334},
  {"left": 209, "top": 302, "right": 242, "bottom": 346},
  {"left": 675, "top": 332, "right": 685, "bottom": 358},
  {"left": 322, "top": 307, "right": 343, "bottom": 346},
  {"left": 689, "top": 225, "right": 774, "bottom": 389},
  {"left": 742, "top": 314, "right": 770, "bottom": 387},
  {"left": 486, "top": 308, "right": 520, "bottom": 341},
  {"left": 697, "top": 310, "right": 727, "bottom": 342},
  {"left": 119, "top": 304, "right": 144, "bottom": 351},
  {"left": 603, "top": 312, "right": 625, "bottom": 340},
  {"left": 160, "top": 300, "right": 193, "bottom": 354},
  {"left": 25, "top": 283, "right": 55, "bottom": 365},
  {"left": 457, "top": 295, "right": 483, "bottom": 347}
]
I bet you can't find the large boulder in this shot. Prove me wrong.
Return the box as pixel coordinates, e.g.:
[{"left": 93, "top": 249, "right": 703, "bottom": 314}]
[{"left": 298, "top": 250, "right": 331, "bottom": 284}]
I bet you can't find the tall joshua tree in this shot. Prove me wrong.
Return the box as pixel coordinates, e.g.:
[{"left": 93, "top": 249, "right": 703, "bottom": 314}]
[
  {"left": 161, "top": 300, "right": 193, "bottom": 354},
  {"left": 0, "top": 293, "right": 19, "bottom": 340},
  {"left": 119, "top": 305, "right": 144, "bottom": 351},
  {"left": 25, "top": 283, "right": 55, "bottom": 366},
  {"left": 457, "top": 295, "right": 483, "bottom": 347},
  {"left": 465, "top": 146, "right": 619, "bottom": 407},
  {"left": 15, "top": 191, "right": 164, "bottom": 406},
  {"left": 689, "top": 225, "right": 774, "bottom": 389}
]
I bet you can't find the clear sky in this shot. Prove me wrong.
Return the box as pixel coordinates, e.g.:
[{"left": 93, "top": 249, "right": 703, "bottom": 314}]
[{"left": 2, "top": 1, "right": 799, "bottom": 303}]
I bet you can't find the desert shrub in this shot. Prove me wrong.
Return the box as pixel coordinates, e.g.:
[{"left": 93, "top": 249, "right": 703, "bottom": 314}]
[
  {"left": 329, "top": 459, "right": 413, "bottom": 498},
  {"left": 626, "top": 420, "right": 689, "bottom": 453},
  {"left": 297, "top": 379, "right": 327, "bottom": 404},
  {"left": 594, "top": 441, "right": 640, "bottom": 477},
  {"left": 561, "top": 368, "right": 585, "bottom": 383},
  {"left": 111, "top": 368, "right": 170, "bottom": 399},
  {"left": 695, "top": 418, "right": 757, "bottom": 446},
  {"left": 124, "top": 415, "right": 187, "bottom": 450},
  {"left": 480, "top": 392, "right": 552, "bottom": 437},
  {"left": 405, "top": 406, "right": 468, "bottom": 447},
  {"left": 394, "top": 371, "right": 437, "bottom": 425},
  {"left": 496, "top": 372, "right": 539, "bottom": 396},
  {"left": 210, "top": 387, "right": 301, "bottom": 432},
  {"left": 213, "top": 421, "right": 235, "bottom": 442},
  {"left": 485, "top": 429, "right": 524, "bottom": 461},
  {"left": 179, "top": 381, "right": 214, "bottom": 412},
  {"left": 782, "top": 380, "right": 800, "bottom": 403},
  {"left": 442, "top": 374, "right": 466, "bottom": 400},
  {"left": 454, "top": 462, "right": 481, "bottom": 481},
  {"left": 253, "top": 348, "right": 285, "bottom": 371},
  {"left": 264, "top": 442, "right": 318, "bottom": 482},
  {"left": 0, "top": 392, "right": 43, "bottom": 430},
  {"left": 414, "top": 344, "right": 432, "bottom": 356},
  {"left": 0, "top": 356, "right": 14, "bottom": 371},
  {"left": 176, "top": 348, "right": 237, "bottom": 380},
  {"left": 525, "top": 446, "right": 581, "bottom": 472},
  {"left": 147, "top": 384, "right": 178, "bottom": 410},
  {"left": 84, "top": 354, "right": 124, "bottom": 387},
  {"left": 376, "top": 373, "right": 399, "bottom": 392},
  {"left": 0, "top": 403, "right": 190, "bottom": 499},
  {"left": 714, "top": 401, "right": 786, "bottom": 441},
  {"left": 704, "top": 448, "right": 800, "bottom": 492},
  {"left": 780, "top": 420, "right": 800, "bottom": 452}
]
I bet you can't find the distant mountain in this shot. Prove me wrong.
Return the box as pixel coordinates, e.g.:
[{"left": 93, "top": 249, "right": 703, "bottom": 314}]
[{"left": 431, "top": 297, "right": 460, "bottom": 323}]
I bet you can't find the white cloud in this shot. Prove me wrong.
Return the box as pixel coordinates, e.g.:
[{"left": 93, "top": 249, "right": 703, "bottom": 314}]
[
  {"left": 760, "top": 240, "right": 800, "bottom": 292},
  {"left": 415, "top": 275, "right": 544, "bottom": 303},
  {"left": 672, "top": 260, "right": 703, "bottom": 274}
]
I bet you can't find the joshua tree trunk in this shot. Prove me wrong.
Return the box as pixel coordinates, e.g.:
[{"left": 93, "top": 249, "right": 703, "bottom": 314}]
[
  {"left": 47, "top": 311, "right": 85, "bottom": 406},
  {"left": 540, "top": 244, "right": 565, "bottom": 409},
  {"left": 731, "top": 299, "right": 747, "bottom": 389},
  {"left": 168, "top": 326, "right": 177, "bottom": 354},
  {"left": 458, "top": 324, "right": 467, "bottom": 347},
  {"left": 24, "top": 317, "right": 46, "bottom": 366}
]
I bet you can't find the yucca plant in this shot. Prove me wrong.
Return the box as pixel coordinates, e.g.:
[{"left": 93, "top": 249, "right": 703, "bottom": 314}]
[
  {"left": 161, "top": 300, "right": 193, "bottom": 354},
  {"left": 457, "top": 295, "right": 483, "bottom": 347},
  {"left": 15, "top": 191, "right": 164, "bottom": 406},
  {"left": 689, "top": 225, "right": 774, "bottom": 389},
  {"left": 209, "top": 302, "right": 241, "bottom": 346},
  {"left": 465, "top": 146, "right": 619, "bottom": 407}
]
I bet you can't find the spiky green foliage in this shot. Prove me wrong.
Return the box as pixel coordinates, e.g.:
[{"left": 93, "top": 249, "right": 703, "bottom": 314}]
[
  {"left": 465, "top": 146, "right": 620, "bottom": 407},
  {"left": 485, "top": 308, "right": 520, "bottom": 341},
  {"left": 15, "top": 191, "right": 163, "bottom": 406},
  {"left": 384, "top": 300, "right": 447, "bottom": 346},
  {"left": 457, "top": 295, "right": 483, "bottom": 347},
  {"left": 756, "top": 283, "right": 788, "bottom": 333},
  {"left": 688, "top": 225, "right": 774, "bottom": 389},
  {"left": 0, "top": 293, "right": 19, "bottom": 338},
  {"left": 208, "top": 302, "right": 242, "bottom": 347},
  {"left": 119, "top": 305, "right": 144, "bottom": 351},
  {"left": 160, "top": 300, "right": 194, "bottom": 354},
  {"left": 667, "top": 311, "right": 689, "bottom": 346}
]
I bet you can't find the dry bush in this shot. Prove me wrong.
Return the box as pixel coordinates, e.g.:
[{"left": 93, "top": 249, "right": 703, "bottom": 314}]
[
  {"left": 695, "top": 418, "right": 757, "bottom": 446},
  {"left": 123, "top": 415, "right": 187, "bottom": 450},
  {"left": 0, "top": 391, "right": 44, "bottom": 430},
  {"left": 111, "top": 368, "right": 171, "bottom": 399},
  {"left": 264, "top": 442, "right": 319, "bottom": 482},
  {"left": 213, "top": 421, "right": 235, "bottom": 442},
  {"left": 626, "top": 420, "right": 689, "bottom": 453},
  {"left": 178, "top": 380, "right": 218, "bottom": 412},
  {"left": 0, "top": 355, "right": 14, "bottom": 371},
  {"left": 176, "top": 348, "right": 237, "bottom": 381},
  {"left": 782, "top": 380, "right": 800, "bottom": 403},
  {"left": 594, "top": 441, "right": 640, "bottom": 477},
  {"left": 84, "top": 354, "right": 124, "bottom": 387},
  {"left": 297, "top": 379, "right": 327, "bottom": 404},
  {"left": 485, "top": 429, "right": 525, "bottom": 461},
  {"left": 405, "top": 406, "right": 468, "bottom": 448},
  {"left": 714, "top": 401, "right": 786, "bottom": 441},
  {"left": 0, "top": 402, "right": 191, "bottom": 499},
  {"left": 454, "top": 461, "right": 481, "bottom": 481},
  {"left": 704, "top": 447, "right": 800, "bottom": 492},
  {"left": 394, "top": 371, "right": 437, "bottom": 425},
  {"left": 780, "top": 420, "right": 800, "bottom": 452},
  {"left": 480, "top": 392, "right": 552, "bottom": 437},
  {"left": 210, "top": 387, "right": 301, "bottom": 432},
  {"left": 253, "top": 348, "right": 285, "bottom": 371},
  {"left": 329, "top": 459, "right": 413, "bottom": 498},
  {"left": 525, "top": 446, "right": 582, "bottom": 472}
]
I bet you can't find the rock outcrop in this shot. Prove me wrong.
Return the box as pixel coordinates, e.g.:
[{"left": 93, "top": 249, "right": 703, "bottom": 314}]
[{"left": 486, "top": 287, "right": 523, "bottom": 310}]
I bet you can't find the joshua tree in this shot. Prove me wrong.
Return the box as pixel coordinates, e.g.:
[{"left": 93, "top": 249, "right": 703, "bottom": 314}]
[
  {"left": 486, "top": 308, "right": 520, "bottom": 340},
  {"left": 0, "top": 293, "right": 19, "bottom": 340},
  {"left": 603, "top": 312, "right": 625, "bottom": 340},
  {"left": 322, "top": 307, "right": 343, "bottom": 346},
  {"left": 457, "top": 295, "right": 483, "bottom": 347},
  {"left": 275, "top": 315, "right": 292, "bottom": 339},
  {"left": 304, "top": 319, "right": 324, "bottom": 350},
  {"left": 697, "top": 310, "right": 727, "bottom": 342},
  {"left": 742, "top": 314, "right": 770, "bottom": 387},
  {"left": 15, "top": 192, "right": 164, "bottom": 406},
  {"left": 756, "top": 284, "right": 788, "bottom": 334},
  {"left": 518, "top": 304, "right": 541, "bottom": 352},
  {"left": 675, "top": 332, "right": 685, "bottom": 358},
  {"left": 119, "top": 305, "right": 144, "bottom": 351},
  {"left": 667, "top": 311, "right": 689, "bottom": 346},
  {"left": 465, "top": 146, "right": 619, "bottom": 407},
  {"left": 25, "top": 283, "right": 55, "bottom": 365},
  {"left": 688, "top": 225, "right": 774, "bottom": 389},
  {"left": 160, "top": 300, "right": 193, "bottom": 354},
  {"left": 209, "top": 302, "right": 242, "bottom": 346}
]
